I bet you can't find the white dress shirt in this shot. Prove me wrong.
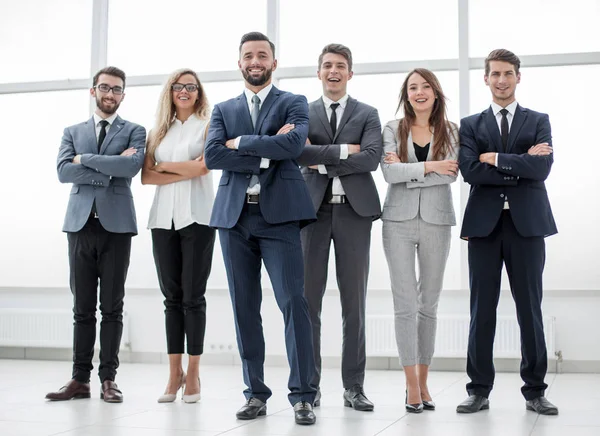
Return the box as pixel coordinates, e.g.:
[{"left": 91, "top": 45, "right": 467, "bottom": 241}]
[
  {"left": 93, "top": 112, "right": 118, "bottom": 141},
  {"left": 233, "top": 84, "right": 272, "bottom": 194},
  {"left": 317, "top": 94, "right": 350, "bottom": 195},
  {"left": 148, "top": 115, "right": 215, "bottom": 230},
  {"left": 491, "top": 100, "right": 518, "bottom": 209}
]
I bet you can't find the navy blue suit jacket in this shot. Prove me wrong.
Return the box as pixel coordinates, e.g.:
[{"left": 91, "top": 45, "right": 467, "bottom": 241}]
[
  {"left": 205, "top": 86, "right": 316, "bottom": 229},
  {"left": 459, "top": 105, "right": 557, "bottom": 239}
]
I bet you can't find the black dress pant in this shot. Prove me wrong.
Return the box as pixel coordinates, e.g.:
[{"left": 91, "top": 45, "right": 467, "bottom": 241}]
[
  {"left": 151, "top": 222, "right": 215, "bottom": 355},
  {"left": 67, "top": 216, "right": 132, "bottom": 383},
  {"left": 466, "top": 210, "right": 548, "bottom": 400}
]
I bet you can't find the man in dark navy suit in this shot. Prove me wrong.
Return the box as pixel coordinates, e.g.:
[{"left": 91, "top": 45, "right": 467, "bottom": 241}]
[
  {"left": 204, "top": 32, "right": 317, "bottom": 425},
  {"left": 456, "top": 49, "right": 558, "bottom": 415}
]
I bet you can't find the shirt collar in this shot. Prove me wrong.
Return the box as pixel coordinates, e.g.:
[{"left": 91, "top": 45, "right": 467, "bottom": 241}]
[
  {"left": 244, "top": 84, "right": 273, "bottom": 107},
  {"left": 322, "top": 94, "right": 349, "bottom": 109},
  {"left": 93, "top": 112, "right": 118, "bottom": 126},
  {"left": 491, "top": 100, "right": 518, "bottom": 117}
]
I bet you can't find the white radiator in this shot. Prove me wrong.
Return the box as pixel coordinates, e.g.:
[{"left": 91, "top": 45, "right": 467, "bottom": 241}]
[
  {"left": 366, "top": 314, "right": 556, "bottom": 359},
  {"left": 0, "top": 309, "right": 130, "bottom": 350}
]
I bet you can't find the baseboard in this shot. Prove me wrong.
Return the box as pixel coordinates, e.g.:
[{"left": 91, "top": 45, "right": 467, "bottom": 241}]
[{"left": 2, "top": 347, "right": 599, "bottom": 373}]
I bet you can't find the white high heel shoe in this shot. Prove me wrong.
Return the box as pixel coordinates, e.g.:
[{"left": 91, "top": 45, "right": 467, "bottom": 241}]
[
  {"left": 157, "top": 372, "right": 186, "bottom": 403},
  {"left": 182, "top": 378, "right": 201, "bottom": 404}
]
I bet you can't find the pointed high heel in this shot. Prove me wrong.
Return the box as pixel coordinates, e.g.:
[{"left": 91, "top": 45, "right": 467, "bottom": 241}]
[
  {"left": 405, "top": 390, "right": 423, "bottom": 413},
  {"left": 157, "top": 372, "right": 186, "bottom": 403},
  {"left": 183, "top": 377, "right": 201, "bottom": 404}
]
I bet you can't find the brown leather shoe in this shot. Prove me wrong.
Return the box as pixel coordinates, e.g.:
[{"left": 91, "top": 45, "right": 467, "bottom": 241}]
[
  {"left": 45, "top": 380, "right": 90, "bottom": 401},
  {"left": 101, "top": 380, "right": 123, "bottom": 403}
]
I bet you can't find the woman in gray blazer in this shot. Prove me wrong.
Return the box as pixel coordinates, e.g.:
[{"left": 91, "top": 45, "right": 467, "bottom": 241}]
[{"left": 381, "top": 68, "right": 459, "bottom": 413}]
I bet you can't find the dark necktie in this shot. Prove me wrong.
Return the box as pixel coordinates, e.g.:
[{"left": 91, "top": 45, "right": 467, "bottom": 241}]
[
  {"left": 249, "top": 95, "right": 261, "bottom": 189},
  {"left": 500, "top": 109, "right": 509, "bottom": 152},
  {"left": 330, "top": 103, "right": 340, "bottom": 137},
  {"left": 98, "top": 120, "right": 109, "bottom": 152}
]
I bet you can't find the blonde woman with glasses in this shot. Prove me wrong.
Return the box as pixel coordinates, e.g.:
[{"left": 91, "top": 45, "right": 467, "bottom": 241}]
[{"left": 142, "top": 69, "right": 215, "bottom": 404}]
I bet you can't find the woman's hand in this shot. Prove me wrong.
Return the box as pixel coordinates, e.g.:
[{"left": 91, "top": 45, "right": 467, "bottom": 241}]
[
  {"left": 425, "top": 160, "right": 458, "bottom": 176},
  {"left": 384, "top": 152, "right": 401, "bottom": 164}
]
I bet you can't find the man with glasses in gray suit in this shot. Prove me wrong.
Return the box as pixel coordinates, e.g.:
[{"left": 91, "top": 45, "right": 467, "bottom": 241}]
[
  {"left": 297, "top": 43, "right": 382, "bottom": 411},
  {"left": 46, "top": 66, "right": 146, "bottom": 403}
]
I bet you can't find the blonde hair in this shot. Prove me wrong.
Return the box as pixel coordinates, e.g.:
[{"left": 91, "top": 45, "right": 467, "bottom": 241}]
[{"left": 147, "top": 68, "right": 209, "bottom": 162}]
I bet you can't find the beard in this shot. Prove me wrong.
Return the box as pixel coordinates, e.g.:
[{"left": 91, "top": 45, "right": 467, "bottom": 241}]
[
  {"left": 96, "top": 95, "right": 121, "bottom": 115},
  {"left": 242, "top": 67, "right": 272, "bottom": 87}
]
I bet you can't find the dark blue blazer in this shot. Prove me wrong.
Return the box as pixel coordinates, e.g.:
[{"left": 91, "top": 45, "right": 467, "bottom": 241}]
[
  {"left": 205, "top": 86, "right": 316, "bottom": 229},
  {"left": 459, "top": 105, "right": 557, "bottom": 239}
]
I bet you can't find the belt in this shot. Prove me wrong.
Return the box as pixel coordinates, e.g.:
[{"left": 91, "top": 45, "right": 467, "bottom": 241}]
[
  {"left": 90, "top": 211, "right": 99, "bottom": 219},
  {"left": 327, "top": 195, "right": 347, "bottom": 204},
  {"left": 246, "top": 194, "right": 259, "bottom": 204}
]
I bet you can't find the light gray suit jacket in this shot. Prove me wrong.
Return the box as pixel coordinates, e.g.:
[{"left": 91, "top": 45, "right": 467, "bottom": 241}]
[
  {"left": 57, "top": 115, "right": 146, "bottom": 234},
  {"left": 381, "top": 120, "right": 459, "bottom": 226},
  {"left": 297, "top": 97, "right": 382, "bottom": 218}
]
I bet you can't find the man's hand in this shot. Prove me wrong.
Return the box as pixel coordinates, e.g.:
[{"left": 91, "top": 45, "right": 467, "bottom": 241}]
[
  {"left": 425, "top": 160, "right": 459, "bottom": 175},
  {"left": 308, "top": 165, "right": 319, "bottom": 170},
  {"left": 383, "top": 151, "right": 401, "bottom": 164},
  {"left": 225, "top": 139, "right": 238, "bottom": 149},
  {"left": 528, "top": 143, "right": 553, "bottom": 156},
  {"left": 305, "top": 138, "right": 311, "bottom": 145},
  {"left": 277, "top": 124, "right": 295, "bottom": 135},
  {"left": 120, "top": 147, "right": 137, "bottom": 157},
  {"left": 479, "top": 152, "right": 497, "bottom": 166},
  {"left": 348, "top": 144, "right": 361, "bottom": 155},
  {"left": 72, "top": 155, "right": 81, "bottom": 164}
]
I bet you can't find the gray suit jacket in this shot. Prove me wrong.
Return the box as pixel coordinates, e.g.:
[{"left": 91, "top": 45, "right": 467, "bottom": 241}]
[
  {"left": 57, "top": 115, "right": 146, "bottom": 234},
  {"left": 381, "top": 120, "right": 459, "bottom": 226},
  {"left": 297, "top": 97, "right": 382, "bottom": 218}
]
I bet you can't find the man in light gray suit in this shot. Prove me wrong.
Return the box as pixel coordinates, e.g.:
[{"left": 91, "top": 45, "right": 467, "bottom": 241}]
[
  {"left": 297, "top": 43, "right": 382, "bottom": 411},
  {"left": 46, "top": 66, "right": 146, "bottom": 403}
]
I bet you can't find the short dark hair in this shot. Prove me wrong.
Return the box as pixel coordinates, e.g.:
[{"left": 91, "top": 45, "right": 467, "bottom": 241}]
[
  {"left": 93, "top": 66, "right": 126, "bottom": 89},
  {"left": 239, "top": 32, "right": 275, "bottom": 58},
  {"left": 485, "top": 49, "right": 521, "bottom": 76},
  {"left": 318, "top": 43, "right": 353, "bottom": 72}
]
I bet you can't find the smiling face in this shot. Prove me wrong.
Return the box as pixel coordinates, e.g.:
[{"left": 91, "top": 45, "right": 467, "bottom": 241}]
[
  {"left": 406, "top": 72, "right": 435, "bottom": 115},
  {"left": 485, "top": 60, "right": 520, "bottom": 106},
  {"left": 91, "top": 73, "right": 125, "bottom": 116},
  {"left": 317, "top": 52, "right": 353, "bottom": 101},
  {"left": 238, "top": 40, "right": 277, "bottom": 90},
  {"left": 171, "top": 73, "right": 199, "bottom": 112}
]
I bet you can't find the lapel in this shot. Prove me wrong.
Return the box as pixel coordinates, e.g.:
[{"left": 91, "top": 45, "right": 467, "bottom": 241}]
[
  {"left": 407, "top": 131, "right": 418, "bottom": 163},
  {"left": 315, "top": 98, "right": 334, "bottom": 140},
  {"left": 507, "top": 104, "right": 527, "bottom": 153},
  {"left": 85, "top": 117, "right": 98, "bottom": 153},
  {"left": 334, "top": 97, "right": 357, "bottom": 142},
  {"left": 100, "top": 116, "right": 125, "bottom": 154},
  {"left": 235, "top": 93, "right": 254, "bottom": 134},
  {"left": 255, "top": 86, "right": 280, "bottom": 133},
  {"left": 483, "top": 106, "right": 503, "bottom": 153}
]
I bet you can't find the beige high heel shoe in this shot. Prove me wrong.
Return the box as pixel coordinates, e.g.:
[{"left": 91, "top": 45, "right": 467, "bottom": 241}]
[
  {"left": 157, "top": 372, "right": 186, "bottom": 403},
  {"left": 182, "top": 377, "right": 201, "bottom": 404}
]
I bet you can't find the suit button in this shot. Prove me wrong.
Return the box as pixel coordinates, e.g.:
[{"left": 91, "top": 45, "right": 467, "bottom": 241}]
[{"left": 500, "top": 194, "right": 505, "bottom": 198}]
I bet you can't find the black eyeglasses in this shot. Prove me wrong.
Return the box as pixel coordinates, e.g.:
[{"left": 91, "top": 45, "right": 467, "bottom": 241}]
[
  {"left": 94, "top": 84, "right": 124, "bottom": 95},
  {"left": 172, "top": 83, "right": 199, "bottom": 92}
]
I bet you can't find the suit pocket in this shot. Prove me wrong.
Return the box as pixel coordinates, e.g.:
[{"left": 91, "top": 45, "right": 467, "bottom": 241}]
[
  {"left": 279, "top": 169, "right": 304, "bottom": 180},
  {"left": 113, "top": 186, "right": 133, "bottom": 197},
  {"left": 70, "top": 186, "right": 80, "bottom": 195},
  {"left": 219, "top": 175, "right": 230, "bottom": 186}
]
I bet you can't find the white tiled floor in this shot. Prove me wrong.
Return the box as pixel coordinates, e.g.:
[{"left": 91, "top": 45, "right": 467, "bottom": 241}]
[{"left": 0, "top": 359, "right": 598, "bottom": 436}]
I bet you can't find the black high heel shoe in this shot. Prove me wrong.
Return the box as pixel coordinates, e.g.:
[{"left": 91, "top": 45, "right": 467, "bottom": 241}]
[
  {"left": 405, "top": 390, "right": 423, "bottom": 413},
  {"left": 422, "top": 399, "right": 436, "bottom": 410}
]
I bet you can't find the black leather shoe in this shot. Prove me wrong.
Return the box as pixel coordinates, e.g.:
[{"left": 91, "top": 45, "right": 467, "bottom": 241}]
[
  {"left": 405, "top": 391, "right": 423, "bottom": 413},
  {"left": 526, "top": 397, "right": 558, "bottom": 415},
  {"left": 314, "top": 388, "right": 321, "bottom": 407},
  {"left": 294, "top": 401, "right": 316, "bottom": 425},
  {"left": 236, "top": 398, "right": 267, "bottom": 420},
  {"left": 343, "top": 385, "right": 374, "bottom": 411},
  {"left": 456, "top": 395, "right": 489, "bottom": 413},
  {"left": 422, "top": 399, "right": 436, "bottom": 411}
]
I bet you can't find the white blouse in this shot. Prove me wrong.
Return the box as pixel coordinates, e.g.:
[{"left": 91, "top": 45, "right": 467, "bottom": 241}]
[{"left": 147, "top": 115, "right": 214, "bottom": 230}]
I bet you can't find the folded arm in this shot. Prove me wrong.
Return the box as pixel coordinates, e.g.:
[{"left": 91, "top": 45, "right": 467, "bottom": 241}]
[
  {"left": 296, "top": 142, "right": 342, "bottom": 167},
  {"left": 204, "top": 105, "right": 262, "bottom": 173},
  {"left": 406, "top": 127, "right": 459, "bottom": 188},
  {"left": 57, "top": 127, "right": 111, "bottom": 186},
  {"left": 79, "top": 125, "right": 146, "bottom": 178},
  {"left": 380, "top": 122, "right": 426, "bottom": 184}
]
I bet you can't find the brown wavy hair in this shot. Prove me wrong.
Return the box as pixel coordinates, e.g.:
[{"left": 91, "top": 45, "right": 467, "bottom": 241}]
[
  {"left": 395, "top": 68, "right": 456, "bottom": 162},
  {"left": 147, "top": 69, "right": 209, "bottom": 163}
]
